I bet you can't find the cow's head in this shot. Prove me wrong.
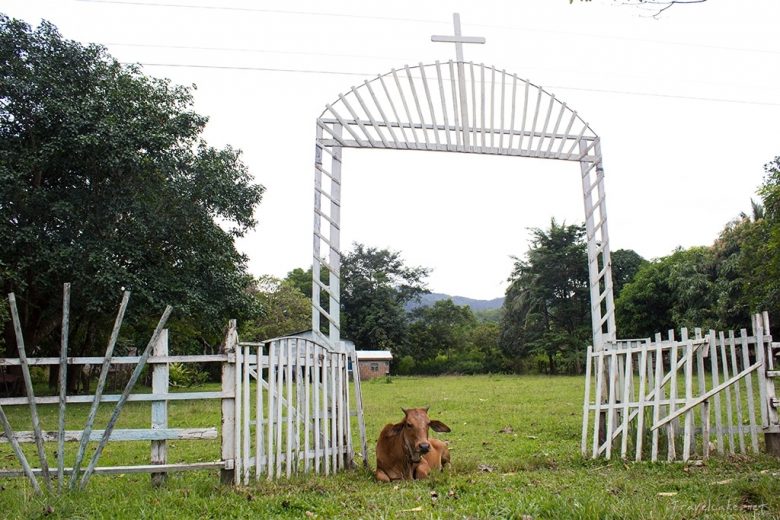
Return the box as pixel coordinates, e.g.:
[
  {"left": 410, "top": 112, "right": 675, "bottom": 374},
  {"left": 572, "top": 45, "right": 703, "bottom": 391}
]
[{"left": 390, "top": 407, "right": 450, "bottom": 463}]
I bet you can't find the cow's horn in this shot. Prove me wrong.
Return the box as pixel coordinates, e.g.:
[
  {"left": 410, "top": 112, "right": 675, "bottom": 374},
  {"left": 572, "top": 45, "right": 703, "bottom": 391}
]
[
  {"left": 423, "top": 406, "right": 430, "bottom": 412},
  {"left": 401, "top": 407, "right": 408, "bottom": 415}
]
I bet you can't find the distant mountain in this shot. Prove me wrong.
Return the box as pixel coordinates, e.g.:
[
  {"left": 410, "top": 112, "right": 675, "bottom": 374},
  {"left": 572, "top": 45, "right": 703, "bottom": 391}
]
[{"left": 406, "top": 292, "right": 504, "bottom": 312}]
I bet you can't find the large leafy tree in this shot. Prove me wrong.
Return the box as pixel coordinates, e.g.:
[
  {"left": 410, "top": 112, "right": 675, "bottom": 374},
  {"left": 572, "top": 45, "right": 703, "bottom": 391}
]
[
  {"left": 240, "top": 276, "right": 310, "bottom": 341},
  {"left": 340, "top": 243, "right": 429, "bottom": 352},
  {"left": 0, "top": 16, "right": 264, "bottom": 362},
  {"left": 406, "top": 299, "right": 476, "bottom": 361},
  {"left": 500, "top": 220, "right": 590, "bottom": 374}
]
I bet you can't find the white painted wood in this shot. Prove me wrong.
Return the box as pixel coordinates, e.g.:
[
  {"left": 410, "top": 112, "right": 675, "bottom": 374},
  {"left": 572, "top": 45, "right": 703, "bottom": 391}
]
[
  {"left": 635, "top": 341, "right": 648, "bottom": 461},
  {"left": 266, "top": 341, "right": 275, "bottom": 480},
  {"left": 314, "top": 345, "right": 321, "bottom": 474},
  {"left": 653, "top": 361, "right": 762, "bottom": 431},
  {"left": 1, "top": 428, "right": 219, "bottom": 443},
  {"left": 330, "top": 352, "right": 338, "bottom": 471},
  {"left": 404, "top": 65, "right": 430, "bottom": 147},
  {"left": 418, "top": 64, "right": 440, "bottom": 146},
  {"left": 220, "top": 321, "right": 238, "bottom": 485},
  {"left": 718, "top": 331, "right": 736, "bottom": 454},
  {"left": 755, "top": 318, "right": 770, "bottom": 430},
  {"left": 9, "top": 293, "right": 53, "bottom": 490},
  {"left": 255, "top": 345, "right": 264, "bottom": 480},
  {"left": 695, "top": 328, "right": 710, "bottom": 459},
  {"left": 79, "top": 306, "right": 172, "bottom": 490},
  {"left": 709, "top": 330, "right": 724, "bottom": 454},
  {"left": 151, "top": 329, "right": 169, "bottom": 487},
  {"left": 322, "top": 349, "right": 330, "bottom": 475},
  {"left": 430, "top": 13, "right": 485, "bottom": 63},
  {"left": 581, "top": 346, "right": 593, "bottom": 457},
  {"left": 304, "top": 341, "right": 312, "bottom": 473},
  {"left": 286, "top": 340, "right": 294, "bottom": 478},
  {"left": 275, "top": 341, "right": 284, "bottom": 479},
  {"left": 667, "top": 330, "right": 677, "bottom": 461},
  {"left": 728, "top": 331, "right": 746, "bottom": 454},
  {"left": 57, "top": 283, "right": 70, "bottom": 492},
  {"left": 651, "top": 333, "right": 663, "bottom": 462},
  {"left": 0, "top": 461, "right": 226, "bottom": 478},
  {"left": 295, "top": 341, "right": 303, "bottom": 473},
  {"left": 740, "top": 328, "right": 759, "bottom": 453},
  {"left": 620, "top": 348, "right": 632, "bottom": 459},
  {"left": 605, "top": 351, "right": 617, "bottom": 459},
  {"left": 233, "top": 340, "right": 242, "bottom": 485},
  {"left": 0, "top": 405, "right": 40, "bottom": 494},
  {"left": 349, "top": 347, "right": 369, "bottom": 468},
  {"left": 682, "top": 333, "right": 693, "bottom": 461},
  {"left": 242, "top": 345, "right": 251, "bottom": 484},
  {"left": 591, "top": 350, "right": 604, "bottom": 458}
]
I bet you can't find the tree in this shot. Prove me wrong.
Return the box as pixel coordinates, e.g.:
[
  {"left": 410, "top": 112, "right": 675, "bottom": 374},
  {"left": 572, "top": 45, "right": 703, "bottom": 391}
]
[
  {"left": 240, "top": 276, "right": 310, "bottom": 341},
  {"left": 616, "top": 247, "right": 718, "bottom": 338},
  {"left": 0, "top": 16, "right": 264, "bottom": 367},
  {"left": 500, "top": 219, "right": 590, "bottom": 374},
  {"left": 407, "top": 299, "right": 476, "bottom": 361},
  {"left": 340, "top": 244, "right": 430, "bottom": 352},
  {"left": 611, "top": 249, "right": 647, "bottom": 298}
]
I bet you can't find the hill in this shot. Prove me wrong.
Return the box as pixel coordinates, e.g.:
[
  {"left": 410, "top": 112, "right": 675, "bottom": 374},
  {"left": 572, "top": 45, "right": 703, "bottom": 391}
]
[{"left": 407, "top": 292, "right": 504, "bottom": 312}]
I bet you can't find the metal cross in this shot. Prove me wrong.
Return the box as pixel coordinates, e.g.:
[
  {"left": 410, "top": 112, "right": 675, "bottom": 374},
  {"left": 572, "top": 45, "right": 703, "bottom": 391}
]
[{"left": 431, "top": 13, "right": 485, "bottom": 62}]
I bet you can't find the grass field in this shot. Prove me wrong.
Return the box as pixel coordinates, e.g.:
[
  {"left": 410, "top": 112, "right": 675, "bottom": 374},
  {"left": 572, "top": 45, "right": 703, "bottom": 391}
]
[{"left": 2, "top": 374, "right": 780, "bottom": 519}]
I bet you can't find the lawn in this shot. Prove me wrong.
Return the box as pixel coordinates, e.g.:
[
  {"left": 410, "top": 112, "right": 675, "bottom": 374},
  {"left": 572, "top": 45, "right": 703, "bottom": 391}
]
[{"left": 1, "top": 374, "right": 780, "bottom": 519}]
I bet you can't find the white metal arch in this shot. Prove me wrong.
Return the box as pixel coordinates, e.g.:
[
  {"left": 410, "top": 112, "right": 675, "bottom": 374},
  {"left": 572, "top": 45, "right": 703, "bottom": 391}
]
[{"left": 312, "top": 61, "right": 616, "bottom": 352}]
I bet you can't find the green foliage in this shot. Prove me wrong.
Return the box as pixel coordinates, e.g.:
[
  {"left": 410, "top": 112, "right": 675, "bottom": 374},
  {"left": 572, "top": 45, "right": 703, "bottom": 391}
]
[
  {"left": 239, "top": 275, "right": 310, "bottom": 341},
  {"left": 499, "top": 219, "right": 591, "bottom": 374},
  {"left": 168, "top": 361, "right": 208, "bottom": 387},
  {"left": 340, "top": 243, "right": 430, "bottom": 351},
  {"left": 0, "top": 16, "right": 263, "bottom": 359}
]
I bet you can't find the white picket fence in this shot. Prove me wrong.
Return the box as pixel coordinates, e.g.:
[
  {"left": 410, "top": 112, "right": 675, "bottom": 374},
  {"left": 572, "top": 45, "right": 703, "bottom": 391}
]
[
  {"left": 222, "top": 321, "right": 368, "bottom": 485},
  {"left": 0, "top": 288, "right": 367, "bottom": 494},
  {"left": 582, "top": 313, "right": 780, "bottom": 461}
]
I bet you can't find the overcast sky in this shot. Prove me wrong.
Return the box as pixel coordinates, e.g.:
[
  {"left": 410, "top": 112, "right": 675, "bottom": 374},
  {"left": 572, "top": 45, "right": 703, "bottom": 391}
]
[{"left": 4, "top": 0, "right": 779, "bottom": 299}]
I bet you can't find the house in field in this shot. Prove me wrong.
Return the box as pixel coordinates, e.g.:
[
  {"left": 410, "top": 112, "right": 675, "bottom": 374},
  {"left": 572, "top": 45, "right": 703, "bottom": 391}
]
[
  {"left": 285, "top": 330, "right": 392, "bottom": 380},
  {"left": 354, "top": 350, "right": 393, "bottom": 380}
]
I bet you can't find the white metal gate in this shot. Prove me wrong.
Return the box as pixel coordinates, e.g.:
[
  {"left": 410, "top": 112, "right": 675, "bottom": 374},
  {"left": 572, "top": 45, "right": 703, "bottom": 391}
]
[{"left": 581, "top": 313, "right": 779, "bottom": 461}]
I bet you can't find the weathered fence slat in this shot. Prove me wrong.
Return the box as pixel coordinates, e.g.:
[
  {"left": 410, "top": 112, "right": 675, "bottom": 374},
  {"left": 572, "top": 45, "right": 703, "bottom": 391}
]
[
  {"left": 719, "top": 331, "right": 736, "bottom": 454},
  {"left": 58, "top": 283, "right": 70, "bottom": 491},
  {"left": 581, "top": 346, "right": 593, "bottom": 456},
  {"left": 242, "top": 345, "right": 251, "bottom": 485},
  {"left": 728, "top": 331, "right": 746, "bottom": 454},
  {"left": 70, "top": 290, "right": 131, "bottom": 489},
  {"left": 584, "top": 315, "right": 778, "bottom": 463},
  {"left": 8, "top": 293, "right": 53, "bottom": 491},
  {"left": 255, "top": 345, "right": 264, "bottom": 480},
  {"left": 79, "top": 305, "right": 172, "bottom": 490},
  {"left": 0, "top": 405, "right": 41, "bottom": 494},
  {"left": 740, "top": 328, "right": 759, "bottom": 453},
  {"left": 266, "top": 341, "right": 275, "bottom": 480},
  {"left": 151, "top": 330, "right": 169, "bottom": 487}
]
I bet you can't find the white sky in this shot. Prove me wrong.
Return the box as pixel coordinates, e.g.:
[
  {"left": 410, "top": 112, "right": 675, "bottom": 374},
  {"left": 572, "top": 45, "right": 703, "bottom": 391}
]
[{"left": 3, "top": 0, "right": 779, "bottom": 299}]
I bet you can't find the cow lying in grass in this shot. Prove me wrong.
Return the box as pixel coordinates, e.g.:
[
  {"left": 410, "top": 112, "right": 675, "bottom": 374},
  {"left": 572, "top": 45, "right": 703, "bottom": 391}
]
[{"left": 375, "top": 407, "right": 451, "bottom": 482}]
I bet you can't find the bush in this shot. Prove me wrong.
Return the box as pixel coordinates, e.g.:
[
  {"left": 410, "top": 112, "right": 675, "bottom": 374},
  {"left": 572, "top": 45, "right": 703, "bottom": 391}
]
[{"left": 168, "top": 362, "right": 208, "bottom": 387}]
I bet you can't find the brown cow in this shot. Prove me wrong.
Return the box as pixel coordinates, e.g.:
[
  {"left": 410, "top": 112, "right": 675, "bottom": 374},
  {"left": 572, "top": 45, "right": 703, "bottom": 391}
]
[{"left": 375, "top": 407, "right": 451, "bottom": 482}]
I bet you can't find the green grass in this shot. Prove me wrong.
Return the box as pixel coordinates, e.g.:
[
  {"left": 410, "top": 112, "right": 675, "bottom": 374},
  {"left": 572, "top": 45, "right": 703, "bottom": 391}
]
[{"left": 2, "top": 375, "right": 780, "bottom": 519}]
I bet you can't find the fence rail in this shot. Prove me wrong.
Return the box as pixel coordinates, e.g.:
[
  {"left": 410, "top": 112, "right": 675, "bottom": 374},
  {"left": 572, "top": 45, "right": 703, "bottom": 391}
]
[{"left": 581, "top": 313, "right": 779, "bottom": 461}]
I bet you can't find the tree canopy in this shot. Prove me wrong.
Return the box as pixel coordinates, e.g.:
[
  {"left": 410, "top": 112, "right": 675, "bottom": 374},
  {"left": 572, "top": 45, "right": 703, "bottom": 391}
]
[
  {"left": 340, "top": 243, "right": 429, "bottom": 352},
  {"left": 0, "top": 16, "right": 264, "bottom": 360}
]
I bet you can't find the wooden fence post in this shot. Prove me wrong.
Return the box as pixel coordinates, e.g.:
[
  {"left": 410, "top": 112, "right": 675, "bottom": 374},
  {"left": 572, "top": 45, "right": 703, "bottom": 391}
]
[
  {"left": 151, "top": 329, "right": 169, "bottom": 487},
  {"left": 220, "top": 320, "right": 238, "bottom": 484}
]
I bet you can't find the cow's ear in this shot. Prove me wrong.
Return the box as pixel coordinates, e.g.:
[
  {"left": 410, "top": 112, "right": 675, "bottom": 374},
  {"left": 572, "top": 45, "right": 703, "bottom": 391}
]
[
  {"left": 388, "top": 421, "right": 405, "bottom": 436},
  {"left": 430, "top": 420, "right": 451, "bottom": 433}
]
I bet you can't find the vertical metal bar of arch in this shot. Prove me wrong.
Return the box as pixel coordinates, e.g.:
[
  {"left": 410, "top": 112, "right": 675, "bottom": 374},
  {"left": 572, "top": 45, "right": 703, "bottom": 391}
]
[
  {"left": 404, "top": 64, "right": 430, "bottom": 148},
  {"left": 434, "top": 61, "right": 451, "bottom": 148},
  {"left": 448, "top": 61, "right": 461, "bottom": 148},
  {"left": 418, "top": 63, "right": 440, "bottom": 146}
]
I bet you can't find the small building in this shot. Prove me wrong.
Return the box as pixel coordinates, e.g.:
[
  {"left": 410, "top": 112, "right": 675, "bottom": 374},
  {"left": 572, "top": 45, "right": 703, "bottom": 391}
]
[{"left": 355, "top": 350, "right": 393, "bottom": 380}]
